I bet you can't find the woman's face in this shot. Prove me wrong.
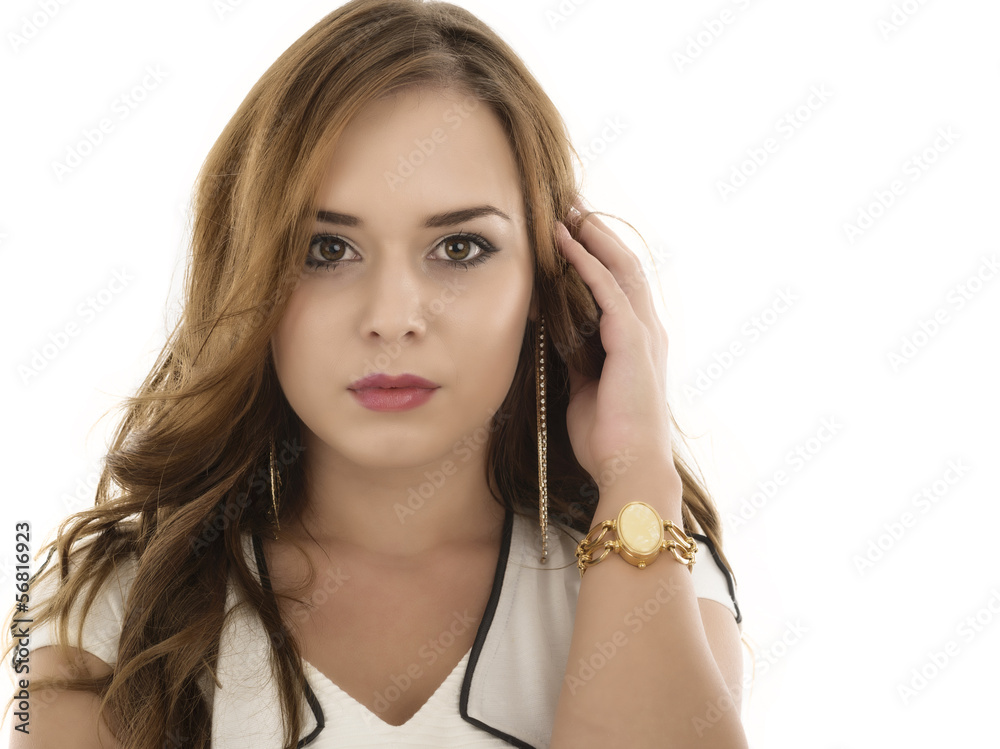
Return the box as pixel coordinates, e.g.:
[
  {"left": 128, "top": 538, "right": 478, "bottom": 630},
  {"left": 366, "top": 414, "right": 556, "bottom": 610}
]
[{"left": 271, "top": 86, "right": 535, "bottom": 471}]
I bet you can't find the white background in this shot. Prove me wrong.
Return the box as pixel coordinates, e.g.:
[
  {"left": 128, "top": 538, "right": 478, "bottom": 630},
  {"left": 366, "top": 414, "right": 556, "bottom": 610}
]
[{"left": 2, "top": 0, "right": 999, "bottom": 746}]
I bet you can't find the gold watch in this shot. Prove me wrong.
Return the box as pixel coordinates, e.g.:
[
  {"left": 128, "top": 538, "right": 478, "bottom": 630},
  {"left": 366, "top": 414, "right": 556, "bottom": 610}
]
[{"left": 576, "top": 501, "right": 697, "bottom": 576}]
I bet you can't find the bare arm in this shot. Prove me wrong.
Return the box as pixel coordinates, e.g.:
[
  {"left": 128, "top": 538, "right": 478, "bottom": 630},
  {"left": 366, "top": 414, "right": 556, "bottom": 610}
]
[
  {"left": 550, "top": 464, "right": 748, "bottom": 748},
  {"left": 8, "top": 646, "right": 121, "bottom": 749}
]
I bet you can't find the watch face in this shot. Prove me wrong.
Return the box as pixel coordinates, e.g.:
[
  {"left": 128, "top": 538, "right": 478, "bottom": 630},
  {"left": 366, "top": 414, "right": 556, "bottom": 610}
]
[{"left": 618, "top": 502, "right": 662, "bottom": 556}]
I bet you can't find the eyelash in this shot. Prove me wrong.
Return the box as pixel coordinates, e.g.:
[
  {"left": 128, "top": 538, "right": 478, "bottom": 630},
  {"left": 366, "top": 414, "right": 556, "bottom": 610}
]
[{"left": 304, "top": 231, "right": 500, "bottom": 273}]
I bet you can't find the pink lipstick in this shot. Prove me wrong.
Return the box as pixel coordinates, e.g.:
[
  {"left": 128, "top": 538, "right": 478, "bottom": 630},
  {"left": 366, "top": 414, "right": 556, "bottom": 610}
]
[{"left": 348, "top": 372, "right": 440, "bottom": 412}]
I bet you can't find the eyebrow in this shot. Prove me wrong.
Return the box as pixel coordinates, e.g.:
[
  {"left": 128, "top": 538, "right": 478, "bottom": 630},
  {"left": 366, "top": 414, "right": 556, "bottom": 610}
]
[{"left": 316, "top": 205, "right": 511, "bottom": 228}]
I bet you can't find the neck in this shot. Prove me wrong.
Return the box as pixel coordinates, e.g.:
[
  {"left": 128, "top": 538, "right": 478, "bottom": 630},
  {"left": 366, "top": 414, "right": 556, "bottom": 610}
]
[{"left": 283, "top": 431, "right": 508, "bottom": 566}]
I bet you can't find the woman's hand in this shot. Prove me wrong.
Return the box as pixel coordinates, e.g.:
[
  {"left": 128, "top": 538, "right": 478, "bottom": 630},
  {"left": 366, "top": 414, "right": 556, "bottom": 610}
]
[{"left": 554, "top": 197, "right": 678, "bottom": 491}]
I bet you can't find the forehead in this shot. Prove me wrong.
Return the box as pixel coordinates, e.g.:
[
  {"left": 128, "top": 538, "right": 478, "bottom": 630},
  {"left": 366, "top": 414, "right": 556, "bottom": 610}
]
[{"left": 314, "top": 87, "right": 523, "bottom": 222}]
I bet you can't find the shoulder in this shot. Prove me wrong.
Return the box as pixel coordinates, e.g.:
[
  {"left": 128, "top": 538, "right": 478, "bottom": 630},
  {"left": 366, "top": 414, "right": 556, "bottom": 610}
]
[
  {"left": 8, "top": 645, "right": 122, "bottom": 748},
  {"left": 9, "top": 546, "right": 139, "bottom": 747}
]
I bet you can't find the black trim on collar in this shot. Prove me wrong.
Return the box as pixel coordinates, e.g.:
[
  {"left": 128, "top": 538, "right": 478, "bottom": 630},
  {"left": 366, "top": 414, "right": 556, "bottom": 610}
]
[
  {"left": 690, "top": 532, "right": 742, "bottom": 624},
  {"left": 458, "top": 507, "right": 535, "bottom": 747},
  {"left": 250, "top": 532, "right": 326, "bottom": 747},
  {"left": 250, "top": 509, "right": 523, "bottom": 746}
]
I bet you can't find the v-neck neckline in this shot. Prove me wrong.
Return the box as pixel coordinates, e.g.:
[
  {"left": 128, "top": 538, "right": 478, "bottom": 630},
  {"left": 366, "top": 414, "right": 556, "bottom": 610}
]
[
  {"left": 300, "top": 644, "right": 474, "bottom": 729},
  {"left": 248, "top": 507, "right": 517, "bottom": 746}
]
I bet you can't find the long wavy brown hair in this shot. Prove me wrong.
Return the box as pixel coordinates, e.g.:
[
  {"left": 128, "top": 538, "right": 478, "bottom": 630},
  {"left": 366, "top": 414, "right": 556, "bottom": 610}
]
[{"left": 2, "top": 1, "right": 737, "bottom": 746}]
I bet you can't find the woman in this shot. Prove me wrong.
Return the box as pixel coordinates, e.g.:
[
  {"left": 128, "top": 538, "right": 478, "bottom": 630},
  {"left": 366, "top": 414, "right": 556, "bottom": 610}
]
[{"left": 3, "top": 0, "right": 747, "bottom": 746}]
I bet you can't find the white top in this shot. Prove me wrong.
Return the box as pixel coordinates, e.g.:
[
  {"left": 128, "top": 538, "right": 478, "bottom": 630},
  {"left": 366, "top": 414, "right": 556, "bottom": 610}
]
[
  {"left": 24, "top": 509, "right": 741, "bottom": 747},
  {"left": 300, "top": 648, "right": 512, "bottom": 747}
]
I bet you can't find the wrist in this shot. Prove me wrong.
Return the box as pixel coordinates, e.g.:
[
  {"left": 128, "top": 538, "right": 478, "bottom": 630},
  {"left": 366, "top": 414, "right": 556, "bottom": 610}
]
[
  {"left": 591, "top": 447, "right": 674, "bottom": 490},
  {"left": 592, "top": 462, "right": 684, "bottom": 526},
  {"left": 579, "top": 488, "right": 695, "bottom": 577}
]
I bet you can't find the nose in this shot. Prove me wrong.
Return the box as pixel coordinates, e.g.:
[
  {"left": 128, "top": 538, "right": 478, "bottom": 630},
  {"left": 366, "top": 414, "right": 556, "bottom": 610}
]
[{"left": 357, "top": 250, "right": 429, "bottom": 343}]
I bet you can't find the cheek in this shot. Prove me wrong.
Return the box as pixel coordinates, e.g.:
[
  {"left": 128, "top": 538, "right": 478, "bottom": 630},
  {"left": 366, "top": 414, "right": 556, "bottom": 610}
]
[
  {"left": 455, "top": 277, "right": 531, "bottom": 384},
  {"left": 271, "top": 291, "right": 331, "bottom": 391}
]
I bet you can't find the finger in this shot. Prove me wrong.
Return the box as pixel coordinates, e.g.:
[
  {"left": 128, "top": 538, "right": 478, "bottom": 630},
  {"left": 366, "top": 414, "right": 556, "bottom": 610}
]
[
  {"left": 568, "top": 204, "right": 659, "bottom": 329},
  {"left": 555, "top": 221, "right": 641, "bottom": 351}
]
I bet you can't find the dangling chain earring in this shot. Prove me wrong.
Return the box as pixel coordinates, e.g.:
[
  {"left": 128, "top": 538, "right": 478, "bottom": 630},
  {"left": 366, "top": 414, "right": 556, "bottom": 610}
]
[
  {"left": 269, "top": 436, "right": 281, "bottom": 537},
  {"left": 536, "top": 314, "right": 549, "bottom": 564}
]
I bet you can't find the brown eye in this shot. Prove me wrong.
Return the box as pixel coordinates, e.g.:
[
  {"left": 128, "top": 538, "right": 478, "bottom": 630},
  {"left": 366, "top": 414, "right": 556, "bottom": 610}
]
[
  {"left": 303, "top": 232, "right": 499, "bottom": 273},
  {"left": 433, "top": 233, "right": 499, "bottom": 270},
  {"left": 305, "top": 234, "right": 359, "bottom": 271},
  {"left": 442, "top": 237, "right": 474, "bottom": 261},
  {"left": 312, "top": 235, "right": 347, "bottom": 261}
]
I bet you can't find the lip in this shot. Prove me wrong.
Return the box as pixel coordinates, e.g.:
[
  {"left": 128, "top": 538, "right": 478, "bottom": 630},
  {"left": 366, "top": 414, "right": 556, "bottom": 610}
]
[
  {"left": 348, "top": 372, "right": 440, "bottom": 390},
  {"left": 347, "top": 372, "right": 440, "bottom": 412},
  {"left": 350, "top": 387, "right": 437, "bottom": 412}
]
